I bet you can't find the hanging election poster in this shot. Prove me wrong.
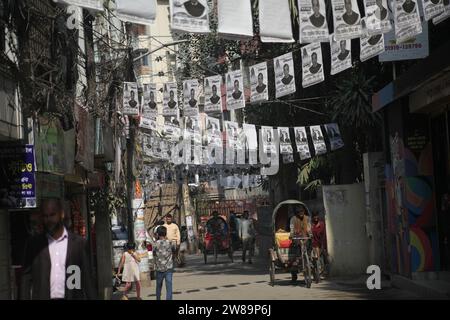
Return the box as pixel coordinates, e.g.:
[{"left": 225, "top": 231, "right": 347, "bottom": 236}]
[
  {"left": 294, "top": 127, "right": 312, "bottom": 160},
  {"left": 364, "top": 0, "right": 393, "bottom": 35},
  {"left": 142, "top": 83, "right": 158, "bottom": 120},
  {"left": 224, "top": 121, "right": 239, "bottom": 150},
  {"left": 143, "top": 134, "right": 163, "bottom": 159},
  {"left": 54, "top": 0, "right": 104, "bottom": 11},
  {"left": 259, "top": 0, "right": 294, "bottom": 42},
  {"left": 278, "top": 127, "right": 293, "bottom": 154},
  {"left": 325, "top": 123, "right": 345, "bottom": 150},
  {"left": 250, "top": 62, "right": 269, "bottom": 103},
  {"left": 217, "top": 0, "right": 254, "bottom": 40},
  {"left": 298, "top": 0, "right": 330, "bottom": 43},
  {"left": 162, "top": 82, "right": 179, "bottom": 117},
  {"left": 302, "top": 43, "right": 325, "bottom": 88},
  {"left": 274, "top": 52, "right": 296, "bottom": 98},
  {"left": 205, "top": 116, "right": 222, "bottom": 147},
  {"left": 123, "top": 82, "right": 139, "bottom": 115},
  {"left": 183, "top": 79, "right": 200, "bottom": 117},
  {"left": 332, "top": 0, "right": 363, "bottom": 40},
  {"left": 115, "top": 0, "right": 157, "bottom": 25},
  {"left": 261, "top": 126, "right": 276, "bottom": 154},
  {"left": 164, "top": 115, "right": 181, "bottom": 142},
  {"left": 170, "top": 0, "right": 210, "bottom": 33},
  {"left": 226, "top": 70, "right": 245, "bottom": 110},
  {"left": 310, "top": 125, "right": 327, "bottom": 155},
  {"left": 139, "top": 117, "right": 158, "bottom": 131},
  {"left": 433, "top": 0, "right": 450, "bottom": 24},
  {"left": 243, "top": 123, "right": 258, "bottom": 165},
  {"left": 204, "top": 75, "right": 223, "bottom": 113},
  {"left": 283, "top": 153, "right": 295, "bottom": 163},
  {"left": 184, "top": 116, "right": 201, "bottom": 145},
  {"left": 421, "top": 0, "right": 444, "bottom": 21},
  {"left": 360, "top": 18, "right": 386, "bottom": 62},
  {"left": 393, "top": 0, "right": 423, "bottom": 43},
  {"left": 330, "top": 34, "right": 352, "bottom": 75}
]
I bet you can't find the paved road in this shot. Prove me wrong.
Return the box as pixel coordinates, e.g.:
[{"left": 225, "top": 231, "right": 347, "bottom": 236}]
[{"left": 115, "top": 252, "right": 424, "bottom": 300}]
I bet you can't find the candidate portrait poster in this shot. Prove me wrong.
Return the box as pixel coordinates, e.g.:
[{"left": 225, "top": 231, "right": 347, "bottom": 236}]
[
  {"left": 162, "top": 82, "right": 179, "bottom": 117},
  {"left": 224, "top": 121, "right": 239, "bottom": 150},
  {"left": 360, "top": 17, "right": 385, "bottom": 62},
  {"left": 364, "top": 0, "right": 393, "bottom": 35},
  {"left": 332, "top": 0, "right": 363, "bottom": 40},
  {"left": 184, "top": 115, "right": 201, "bottom": 145},
  {"left": 142, "top": 83, "right": 158, "bottom": 119},
  {"left": 123, "top": 82, "right": 139, "bottom": 115},
  {"left": 170, "top": 0, "right": 210, "bottom": 33},
  {"left": 183, "top": 79, "right": 200, "bottom": 117},
  {"left": 393, "top": 0, "right": 423, "bottom": 43},
  {"left": 226, "top": 70, "right": 245, "bottom": 110},
  {"left": 205, "top": 116, "right": 222, "bottom": 147},
  {"left": 274, "top": 52, "right": 296, "bottom": 98},
  {"left": 310, "top": 125, "right": 327, "bottom": 155},
  {"left": 433, "top": 0, "right": 450, "bottom": 25},
  {"left": 243, "top": 123, "right": 258, "bottom": 164},
  {"left": 421, "top": 0, "right": 444, "bottom": 21},
  {"left": 302, "top": 43, "right": 325, "bottom": 88},
  {"left": 261, "top": 126, "right": 276, "bottom": 154},
  {"left": 164, "top": 114, "right": 181, "bottom": 142},
  {"left": 299, "top": 0, "right": 330, "bottom": 43},
  {"left": 325, "top": 123, "right": 345, "bottom": 150},
  {"left": 204, "top": 75, "right": 223, "bottom": 113},
  {"left": 278, "top": 127, "right": 293, "bottom": 154},
  {"left": 330, "top": 34, "right": 352, "bottom": 75},
  {"left": 250, "top": 62, "right": 269, "bottom": 103},
  {"left": 294, "top": 127, "right": 311, "bottom": 160}
]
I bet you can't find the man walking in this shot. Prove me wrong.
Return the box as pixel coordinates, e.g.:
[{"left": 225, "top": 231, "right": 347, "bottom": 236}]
[
  {"left": 240, "top": 211, "right": 256, "bottom": 264},
  {"left": 20, "top": 198, "right": 96, "bottom": 300},
  {"left": 153, "top": 226, "right": 176, "bottom": 300},
  {"left": 163, "top": 213, "right": 181, "bottom": 247}
]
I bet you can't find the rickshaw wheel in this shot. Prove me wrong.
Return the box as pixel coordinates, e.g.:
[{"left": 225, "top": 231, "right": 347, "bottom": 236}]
[{"left": 269, "top": 260, "right": 275, "bottom": 287}]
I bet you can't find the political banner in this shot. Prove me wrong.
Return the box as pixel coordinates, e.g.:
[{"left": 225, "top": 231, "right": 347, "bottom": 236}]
[
  {"left": 360, "top": 17, "right": 385, "bottom": 62},
  {"left": 421, "top": 0, "right": 444, "bottom": 21},
  {"left": 325, "top": 123, "right": 345, "bottom": 150},
  {"left": 170, "top": 0, "right": 210, "bottom": 33},
  {"left": 204, "top": 75, "right": 223, "bottom": 113},
  {"left": 393, "top": 0, "right": 423, "bottom": 43},
  {"left": 432, "top": 0, "right": 450, "bottom": 24},
  {"left": 162, "top": 82, "right": 179, "bottom": 117},
  {"left": 302, "top": 43, "right": 325, "bottom": 88},
  {"left": 332, "top": 0, "right": 363, "bottom": 40},
  {"left": 250, "top": 62, "right": 269, "bottom": 103},
  {"left": 310, "top": 125, "right": 327, "bottom": 155},
  {"left": 299, "top": 0, "right": 330, "bottom": 43},
  {"left": 294, "top": 127, "right": 311, "bottom": 160},
  {"left": 330, "top": 34, "right": 352, "bottom": 75},
  {"left": 217, "top": 0, "right": 253, "bottom": 40},
  {"left": 183, "top": 79, "right": 200, "bottom": 117},
  {"left": 123, "top": 82, "right": 139, "bottom": 115},
  {"left": 226, "top": 70, "right": 245, "bottom": 110},
  {"left": 115, "top": 0, "right": 157, "bottom": 25},
  {"left": 142, "top": 83, "right": 158, "bottom": 119},
  {"left": 259, "top": 0, "right": 294, "bottom": 42},
  {"left": 274, "top": 52, "right": 296, "bottom": 98},
  {"left": 364, "top": 0, "right": 393, "bottom": 35},
  {"left": 278, "top": 127, "right": 293, "bottom": 154},
  {"left": 261, "top": 126, "right": 276, "bottom": 154}
]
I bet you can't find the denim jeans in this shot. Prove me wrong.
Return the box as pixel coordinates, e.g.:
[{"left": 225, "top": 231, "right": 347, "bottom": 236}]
[{"left": 156, "top": 270, "right": 173, "bottom": 300}]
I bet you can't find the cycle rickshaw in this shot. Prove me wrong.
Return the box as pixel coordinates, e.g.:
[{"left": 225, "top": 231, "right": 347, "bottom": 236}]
[
  {"left": 268, "top": 200, "right": 320, "bottom": 288},
  {"left": 202, "top": 214, "right": 234, "bottom": 264}
]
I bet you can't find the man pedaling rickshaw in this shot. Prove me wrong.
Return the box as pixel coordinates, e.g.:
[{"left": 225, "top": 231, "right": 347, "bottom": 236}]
[
  {"left": 207, "top": 211, "right": 227, "bottom": 239},
  {"left": 289, "top": 206, "right": 312, "bottom": 282}
]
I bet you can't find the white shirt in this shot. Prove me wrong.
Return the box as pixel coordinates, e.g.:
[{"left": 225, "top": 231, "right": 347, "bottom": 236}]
[{"left": 47, "top": 228, "right": 68, "bottom": 299}]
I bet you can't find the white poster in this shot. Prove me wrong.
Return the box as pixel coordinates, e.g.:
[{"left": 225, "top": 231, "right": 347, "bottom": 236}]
[
  {"left": 226, "top": 70, "right": 245, "bottom": 110},
  {"left": 393, "top": 0, "right": 423, "bottom": 43},
  {"left": 217, "top": 0, "right": 253, "bottom": 40},
  {"left": 330, "top": 34, "right": 352, "bottom": 75},
  {"left": 433, "top": 0, "right": 450, "bottom": 24},
  {"left": 274, "top": 52, "right": 296, "bottom": 98},
  {"left": 164, "top": 116, "right": 181, "bottom": 142},
  {"left": 224, "top": 121, "right": 239, "bottom": 149},
  {"left": 183, "top": 79, "right": 200, "bottom": 117},
  {"left": 205, "top": 116, "right": 222, "bottom": 147},
  {"left": 325, "top": 123, "right": 345, "bottom": 151},
  {"left": 278, "top": 127, "right": 293, "bottom": 154},
  {"left": 332, "top": 0, "right": 363, "bottom": 40},
  {"left": 261, "top": 126, "right": 276, "bottom": 154},
  {"left": 302, "top": 43, "right": 325, "bottom": 88},
  {"left": 139, "top": 117, "right": 158, "bottom": 131},
  {"left": 143, "top": 134, "right": 163, "bottom": 158},
  {"left": 184, "top": 116, "right": 201, "bottom": 144},
  {"left": 294, "top": 127, "right": 311, "bottom": 160},
  {"left": 54, "top": 0, "right": 104, "bottom": 11},
  {"left": 250, "top": 62, "right": 269, "bottom": 103},
  {"left": 310, "top": 125, "right": 327, "bottom": 155},
  {"left": 123, "top": 82, "right": 139, "bottom": 115},
  {"left": 298, "top": 0, "right": 330, "bottom": 43},
  {"left": 204, "top": 75, "right": 223, "bottom": 113},
  {"left": 170, "top": 0, "right": 210, "bottom": 33},
  {"left": 421, "top": 0, "right": 444, "bottom": 20},
  {"left": 243, "top": 123, "right": 258, "bottom": 164},
  {"left": 360, "top": 18, "right": 385, "bottom": 62},
  {"left": 116, "top": 0, "right": 157, "bottom": 25},
  {"left": 259, "top": 0, "right": 294, "bottom": 42},
  {"left": 162, "top": 82, "right": 179, "bottom": 117},
  {"left": 364, "top": 0, "right": 393, "bottom": 35},
  {"left": 142, "top": 83, "right": 158, "bottom": 120}
]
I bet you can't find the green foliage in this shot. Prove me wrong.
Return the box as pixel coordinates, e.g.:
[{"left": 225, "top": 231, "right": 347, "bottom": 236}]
[{"left": 298, "top": 155, "right": 334, "bottom": 191}]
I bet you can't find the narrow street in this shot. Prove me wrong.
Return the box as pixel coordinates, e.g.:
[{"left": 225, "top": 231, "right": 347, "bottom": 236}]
[{"left": 116, "top": 252, "right": 424, "bottom": 300}]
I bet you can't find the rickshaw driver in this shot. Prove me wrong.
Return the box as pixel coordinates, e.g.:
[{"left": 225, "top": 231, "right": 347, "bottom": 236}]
[
  {"left": 289, "top": 206, "right": 312, "bottom": 282},
  {"left": 208, "top": 211, "right": 226, "bottom": 239}
]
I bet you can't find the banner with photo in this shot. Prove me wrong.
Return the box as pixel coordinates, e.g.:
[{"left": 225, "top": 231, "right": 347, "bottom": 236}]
[
  {"left": 164, "top": 115, "right": 181, "bottom": 142},
  {"left": 394, "top": 0, "right": 423, "bottom": 43},
  {"left": 325, "top": 123, "right": 345, "bottom": 150},
  {"left": 421, "top": 0, "right": 444, "bottom": 21},
  {"left": 294, "top": 127, "right": 311, "bottom": 160},
  {"left": 183, "top": 79, "right": 200, "bottom": 117},
  {"left": 364, "top": 0, "right": 392, "bottom": 35},
  {"left": 224, "top": 121, "right": 239, "bottom": 150},
  {"left": 310, "top": 125, "right": 327, "bottom": 155},
  {"left": 243, "top": 123, "right": 258, "bottom": 165},
  {"left": 162, "top": 82, "right": 179, "bottom": 117},
  {"left": 123, "top": 82, "right": 139, "bottom": 115},
  {"left": 298, "top": 0, "right": 330, "bottom": 43},
  {"left": 360, "top": 18, "right": 385, "bottom": 62},
  {"left": 55, "top": 0, "right": 104, "bottom": 11},
  {"left": 274, "top": 52, "right": 296, "bottom": 98},
  {"left": 217, "top": 0, "right": 253, "bottom": 40},
  {"left": 433, "top": 0, "right": 450, "bottom": 24},
  {"left": 259, "top": 0, "right": 294, "bottom": 42},
  {"left": 302, "top": 43, "right": 325, "bottom": 88},
  {"left": 115, "top": 0, "right": 157, "bottom": 25},
  {"left": 261, "top": 126, "right": 276, "bottom": 154},
  {"left": 142, "top": 83, "right": 158, "bottom": 120},
  {"left": 250, "top": 62, "right": 269, "bottom": 103},
  {"left": 332, "top": 0, "right": 363, "bottom": 40},
  {"left": 139, "top": 117, "right": 158, "bottom": 131},
  {"left": 143, "top": 134, "right": 164, "bottom": 158},
  {"left": 226, "top": 70, "right": 245, "bottom": 110},
  {"left": 278, "top": 127, "right": 293, "bottom": 154},
  {"left": 170, "top": 0, "right": 210, "bottom": 33},
  {"left": 184, "top": 116, "right": 202, "bottom": 145},
  {"left": 204, "top": 75, "right": 223, "bottom": 113},
  {"left": 205, "top": 116, "right": 222, "bottom": 148},
  {"left": 330, "top": 34, "right": 352, "bottom": 75}
]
